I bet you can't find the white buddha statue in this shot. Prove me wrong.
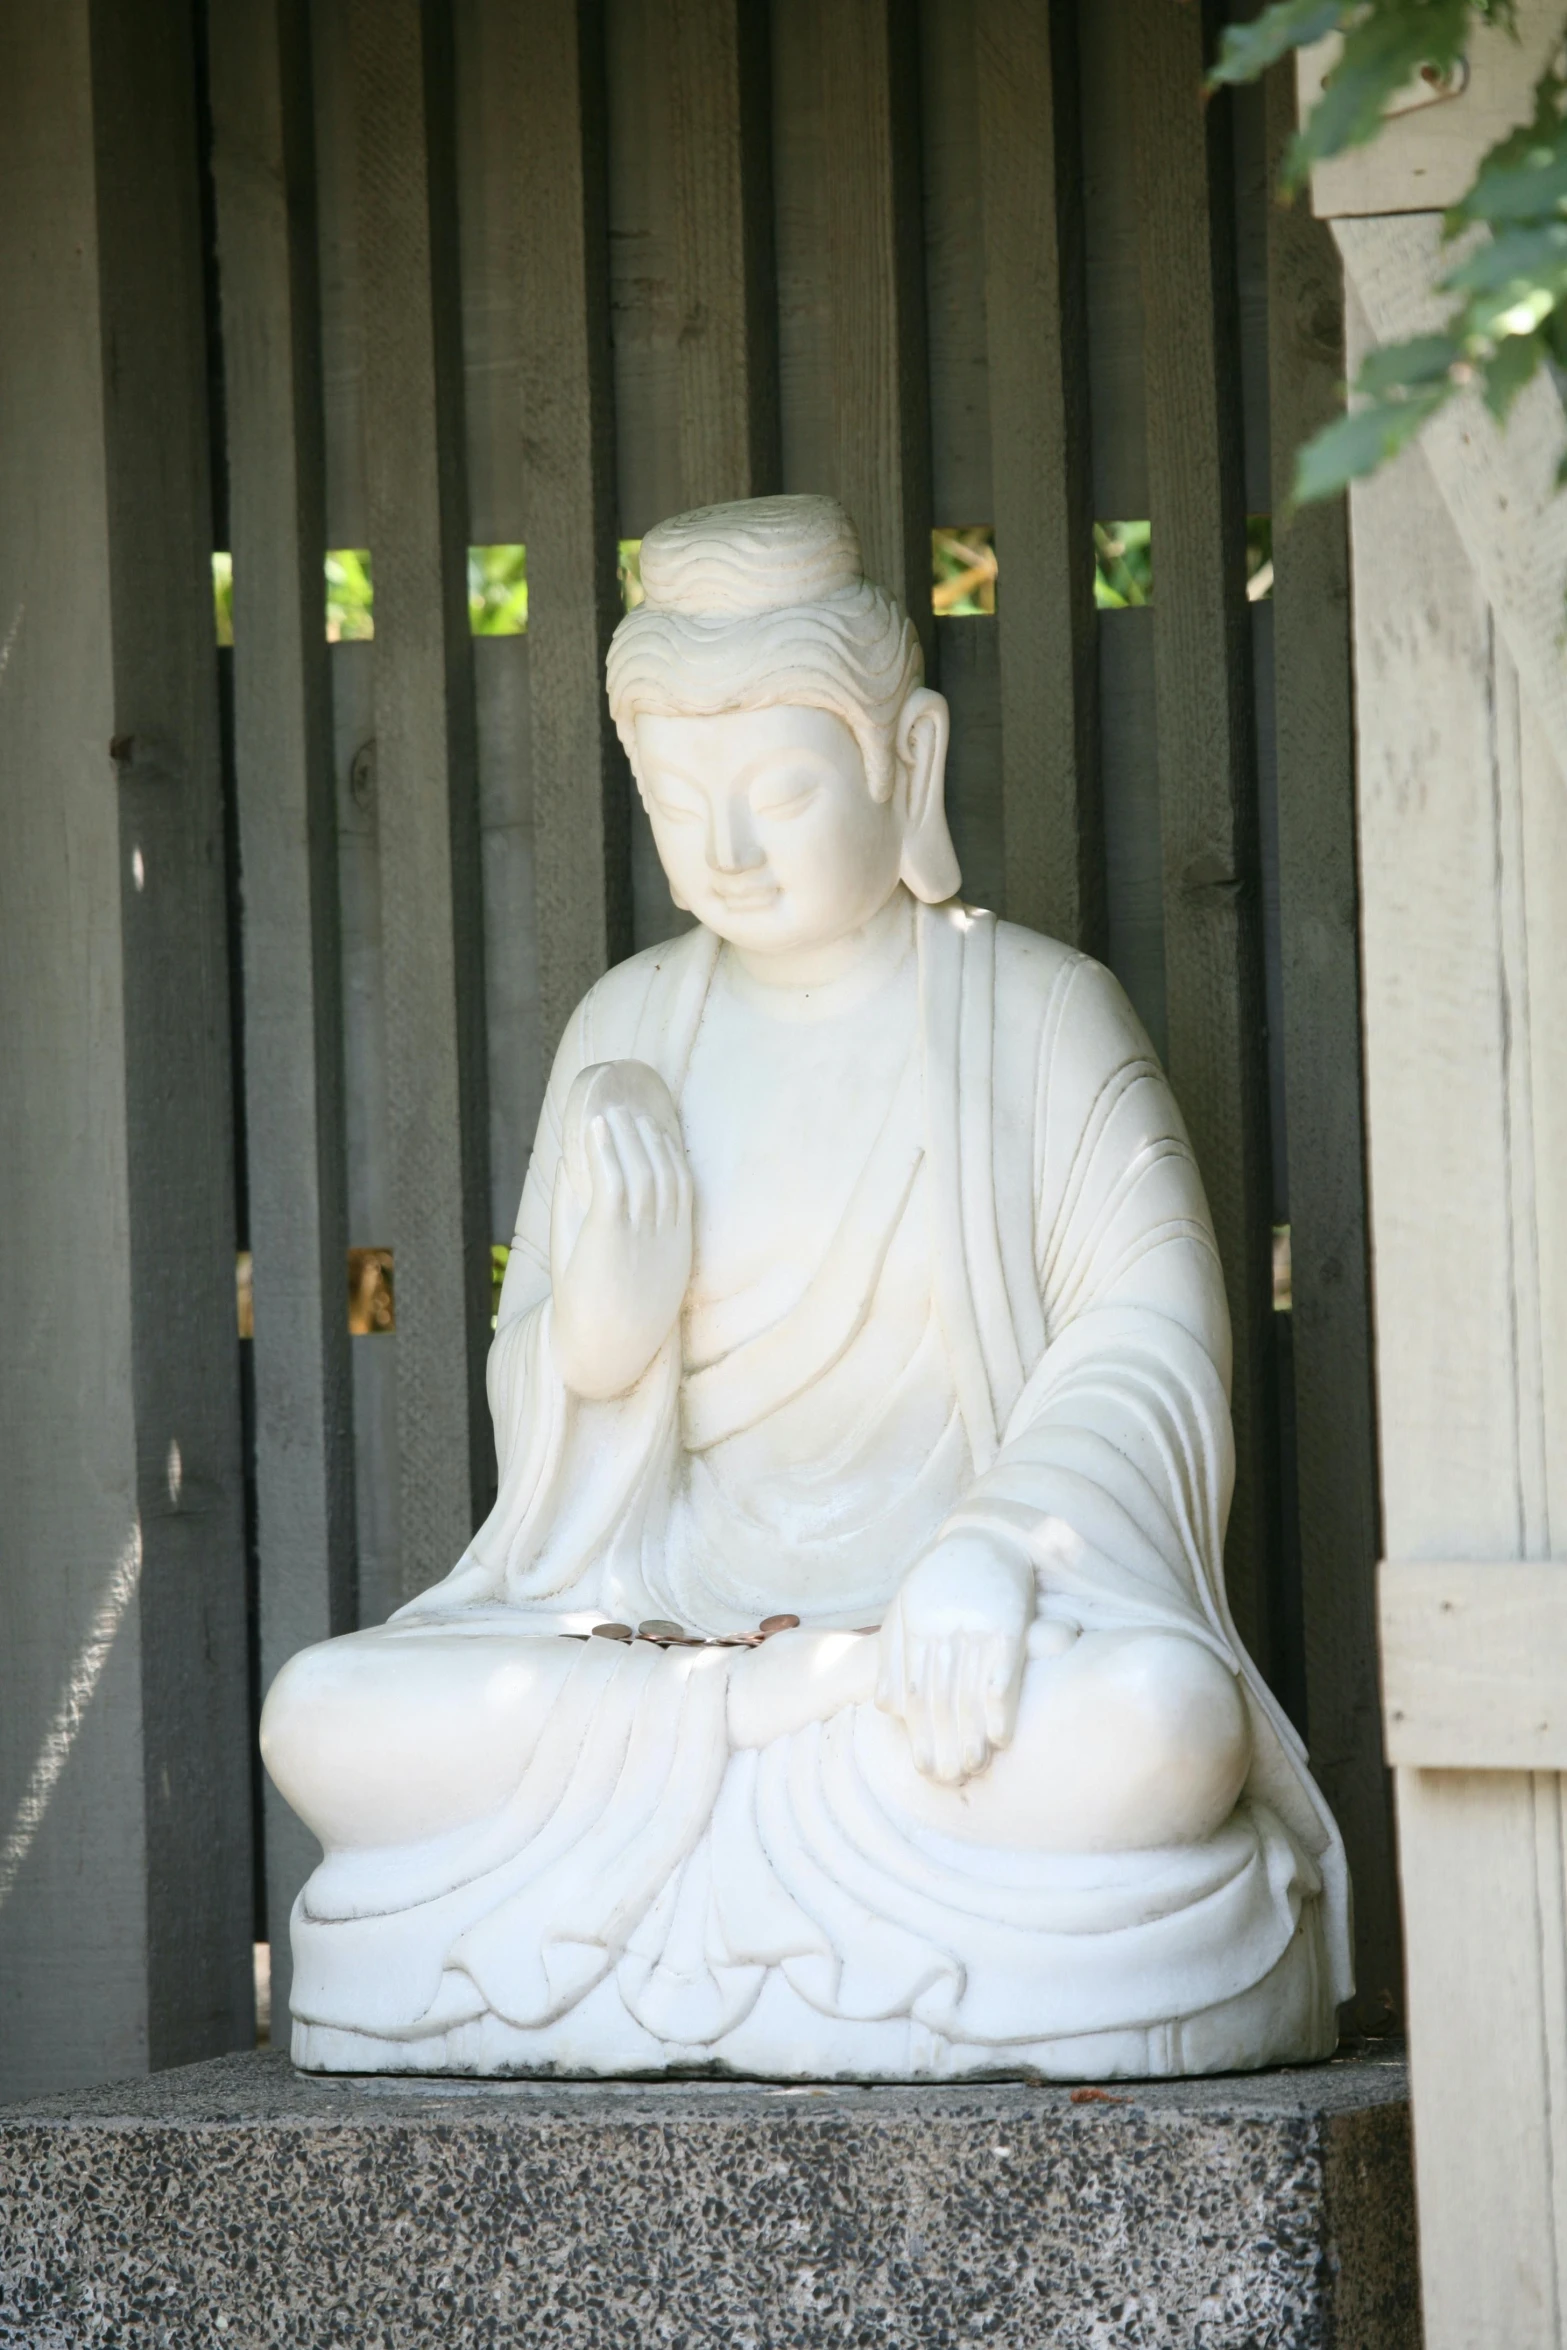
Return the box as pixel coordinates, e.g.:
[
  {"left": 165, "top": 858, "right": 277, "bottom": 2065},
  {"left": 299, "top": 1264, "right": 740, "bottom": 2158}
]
[{"left": 263, "top": 494, "right": 1349, "bottom": 2081}]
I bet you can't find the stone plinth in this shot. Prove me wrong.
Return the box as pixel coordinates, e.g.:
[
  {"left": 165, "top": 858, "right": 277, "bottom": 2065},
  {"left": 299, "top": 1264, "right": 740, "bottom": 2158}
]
[{"left": 0, "top": 2046, "right": 1416, "bottom": 2348}]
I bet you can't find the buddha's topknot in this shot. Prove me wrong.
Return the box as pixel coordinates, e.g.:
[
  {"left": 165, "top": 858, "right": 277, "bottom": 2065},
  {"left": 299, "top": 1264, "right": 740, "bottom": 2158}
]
[{"left": 605, "top": 495, "right": 923, "bottom": 802}]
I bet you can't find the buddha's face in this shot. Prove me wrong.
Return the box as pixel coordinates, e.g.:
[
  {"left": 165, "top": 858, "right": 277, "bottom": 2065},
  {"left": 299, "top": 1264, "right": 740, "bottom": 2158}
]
[{"left": 634, "top": 703, "right": 905, "bottom": 958}]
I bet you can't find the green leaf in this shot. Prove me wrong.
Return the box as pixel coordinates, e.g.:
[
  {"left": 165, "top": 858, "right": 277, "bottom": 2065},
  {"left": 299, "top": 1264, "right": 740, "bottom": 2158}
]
[
  {"left": 1208, "top": 0, "right": 1349, "bottom": 86},
  {"left": 1293, "top": 382, "right": 1452, "bottom": 503},
  {"left": 1454, "top": 64, "right": 1567, "bottom": 219},
  {"left": 1356, "top": 331, "right": 1462, "bottom": 391},
  {"left": 1293, "top": 0, "right": 1473, "bottom": 175},
  {"left": 1443, "top": 220, "right": 1567, "bottom": 295},
  {"left": 1480, "top": 325, "right": 1546, "bottom": 414}
]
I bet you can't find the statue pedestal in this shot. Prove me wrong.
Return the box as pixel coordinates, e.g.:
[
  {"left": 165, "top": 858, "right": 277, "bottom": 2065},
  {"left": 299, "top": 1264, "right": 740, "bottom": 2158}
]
[{"left": 0, "top": 2047, "right": 1415, "bottom": 2346}]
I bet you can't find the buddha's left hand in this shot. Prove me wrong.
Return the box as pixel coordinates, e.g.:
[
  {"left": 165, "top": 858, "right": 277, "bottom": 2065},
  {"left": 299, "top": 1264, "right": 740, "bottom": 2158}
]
[{"left": 876, "top": 1535, "right": 1034, "bottom": 1784}]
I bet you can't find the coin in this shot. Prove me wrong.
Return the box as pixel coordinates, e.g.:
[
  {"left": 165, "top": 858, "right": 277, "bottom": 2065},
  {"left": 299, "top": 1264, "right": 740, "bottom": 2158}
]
[
  {"left": 591, "top": 1621, "right": 633, "bottom": 1642},
  {"left": 758, "top": 1613, "right": 801, "bottom": 1636},
  {"left": 637, "top": 1619, "right": 687, "bottom": 1641}
]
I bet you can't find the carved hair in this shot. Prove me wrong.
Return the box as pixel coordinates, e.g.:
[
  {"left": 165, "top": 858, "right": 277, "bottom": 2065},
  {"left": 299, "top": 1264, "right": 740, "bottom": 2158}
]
[{"left": 605, "top": 495, "right": 924, "bottom": 802}]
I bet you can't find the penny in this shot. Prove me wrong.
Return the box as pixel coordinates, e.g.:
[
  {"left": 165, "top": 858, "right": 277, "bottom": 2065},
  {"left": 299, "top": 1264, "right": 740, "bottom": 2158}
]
[
  {"left": 758, "top": 1613, "right": 801, "bottom": 1636},
  {"left": 591, "top": 1622, "right": 633, "bottom": 1642}
]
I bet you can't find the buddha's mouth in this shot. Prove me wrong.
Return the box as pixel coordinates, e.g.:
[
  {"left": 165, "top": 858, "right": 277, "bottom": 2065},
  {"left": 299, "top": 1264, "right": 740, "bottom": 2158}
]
[{"left": 710, "top": 880, "right": 780, "bottom": 913}]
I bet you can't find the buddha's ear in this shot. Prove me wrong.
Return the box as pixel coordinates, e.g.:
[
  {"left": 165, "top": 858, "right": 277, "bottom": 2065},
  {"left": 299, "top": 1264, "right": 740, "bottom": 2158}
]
[{"left": 895, "top": 687, "right": 961, "bottom": 905}]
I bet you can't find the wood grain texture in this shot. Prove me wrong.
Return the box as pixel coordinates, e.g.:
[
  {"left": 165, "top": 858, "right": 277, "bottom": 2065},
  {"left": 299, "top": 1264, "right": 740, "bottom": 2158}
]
[
  {"left": 347, "top": 0, "right": 492, "bottom": 1593},
  {"left": 88, "top": 0, "right": 256, "bottom": 2072},
  {"left": 0, "top": 0, "right": 254, "bottom": 2094},
  {"left": 976, "top": 0, "right": 1101, "bottom": 950},
  {"left": 1263, "top": 66, "right": 1395, "bottom": 2030},
  {"left": 1336, "top": 213, "right": 1567, "bottom": 757},
  {"left": 1348, "top": 222, "right": 1567, "bottom": 2345},
  {"left": 1395, "top": 1766, "right": 1567, "bottom": 2349},
  {"left": 919, "top": 1, "right": 992, "bottom": 527},
  {"left": 511, "top": 0, "right": 631, "bottom": 1054},
  {"left": 606, "top": 0, "right": 778, "bottom": 530},
  {"left": 668, "top": 0, "right": 778, "bottom": 508},
  {"left": 819, "top": 0, "right": 934, "bottom": 668},
  {"left": 0, "top": 0, "right": 154, "bottom": 2099},
  {"left": 208, "top": 0, "right": 357, "bottom": 2022},
  {"left": 1302, "top": 0, "right": 1562, "bottom": 219},
  {"left": 1129, "top": 0, "right": 1277, "bottom": 1673},
  {"left": 1382, "top": 1563, "right": 1567, "bottom": 1769}
]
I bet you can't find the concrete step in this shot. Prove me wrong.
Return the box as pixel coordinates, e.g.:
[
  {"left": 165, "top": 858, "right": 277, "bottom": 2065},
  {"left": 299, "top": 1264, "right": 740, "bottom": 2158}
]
[{"left": 0, "top": 2045, "right": 1416, "bottom": 2347}]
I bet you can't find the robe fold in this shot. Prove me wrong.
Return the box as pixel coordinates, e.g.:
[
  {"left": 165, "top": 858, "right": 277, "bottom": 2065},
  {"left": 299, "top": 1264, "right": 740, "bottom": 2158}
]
[{"left": 289, "top": 900, "right": 1350, "bottom": 2079}]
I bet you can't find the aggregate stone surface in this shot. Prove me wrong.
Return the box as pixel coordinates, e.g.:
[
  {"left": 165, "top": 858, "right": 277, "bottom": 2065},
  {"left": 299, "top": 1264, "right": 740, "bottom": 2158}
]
[{"left": 0, "top": 2045, "right": 1416, "bottom": 2349}]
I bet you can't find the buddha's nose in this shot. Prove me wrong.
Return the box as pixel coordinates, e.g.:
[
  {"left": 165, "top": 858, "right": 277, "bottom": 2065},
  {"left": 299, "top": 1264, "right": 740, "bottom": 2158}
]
[{"left": 708, "top": 795, "right": 764, "bottom": 873}]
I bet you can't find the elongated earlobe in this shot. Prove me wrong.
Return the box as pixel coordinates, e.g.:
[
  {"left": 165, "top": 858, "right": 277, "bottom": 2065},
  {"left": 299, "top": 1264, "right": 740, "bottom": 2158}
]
[{"left": 895, "top": 688, "right": 961, "bottom": 904}]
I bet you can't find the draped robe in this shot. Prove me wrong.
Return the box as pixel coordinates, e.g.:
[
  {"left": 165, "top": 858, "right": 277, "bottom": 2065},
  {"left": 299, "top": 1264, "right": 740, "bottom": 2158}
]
[{"left": 287, "top": 901, "right": 1350, "bottom": 2079}]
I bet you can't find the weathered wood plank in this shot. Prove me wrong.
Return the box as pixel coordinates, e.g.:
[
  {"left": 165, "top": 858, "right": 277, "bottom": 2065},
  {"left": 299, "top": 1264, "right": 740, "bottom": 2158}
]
[
  {"left": 607, "top": 0, "right": 777, "bottom": 529},
  {"left": 346, "top": 0, "right": 492, "bottom": 1594},
  {"left": 1079, "top": 0, "right": 1149, "bottom": 521},
  {"left": 919, "top": 0, "right": 992, "bottom": 528},
  {"left": 976, "top": 0, "right": 1101, "bottom": 950},
  {"left": 1264, "top": 65, "right": 1396, "bottom": 2029},
  {"left": 0, "top": 0, "right": 253, "bottom": 2095},
  {"left": 1349, "top": 227, "right": 1567, "bottom": 2341},
  {"left": 1301, "top": 0, "right": 1562, "bottom": 219},
  {"left": 1129, "top": 0, "right": 1277, "bottom": 1673},
  {"left": 1395, "top": 1765, "right": 1567, "bottom": 2350},
  {"left": 1382, "top": 1562, "right": 1567, "bottom": 1770},
  {"left": 1335, "top": 213, "right": 1567, "bottom": 756},
  {"left": 819, "top": 0, "right": 934, "bottom": 664},
  {"left": 511, "top": 0, "right": 630, "bottom": 1053},
  {"left": 208, "top": 0, "right": 357, "bottom": 2024},
  {"left": 667, "top": 0, "right": 778, "bottom": 508}
]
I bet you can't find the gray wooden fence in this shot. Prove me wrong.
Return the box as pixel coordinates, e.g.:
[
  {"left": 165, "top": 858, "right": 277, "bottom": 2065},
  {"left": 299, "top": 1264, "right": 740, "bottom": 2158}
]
[{"left": 0, "top": 0, "right": 1395, "bottom": 2095}]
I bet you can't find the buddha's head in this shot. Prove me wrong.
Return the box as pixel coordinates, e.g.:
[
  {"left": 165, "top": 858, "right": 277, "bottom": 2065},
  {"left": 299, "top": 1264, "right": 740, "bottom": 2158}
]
[{"left": 606, "top": 495, "right": 959, "bottom": 958}]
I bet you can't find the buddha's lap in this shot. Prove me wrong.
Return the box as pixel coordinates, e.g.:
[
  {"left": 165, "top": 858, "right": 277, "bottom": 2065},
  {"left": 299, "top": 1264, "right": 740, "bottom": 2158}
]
[{"left": 260, "top": 1619, "right": 1249, "bottom": 1858}]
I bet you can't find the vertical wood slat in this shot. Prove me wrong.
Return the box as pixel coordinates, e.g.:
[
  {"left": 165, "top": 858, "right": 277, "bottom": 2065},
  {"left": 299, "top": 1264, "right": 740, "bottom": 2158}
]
[
  {"left": 819, "top": 0, "right": 934, "bottom": 666},
  {"left": 1129, "top": 0, "right": 1277, "bottom": 1674},
  {"left": 346, "top": 0, "right": 492, "bottom": 1593},
  {"left": 1263, "top": 65, "right": 1397, "bottom": 2028},
  {"left": 975, "top": 0, "right": 1102, "bottom": 952},
  {"left": 668, "top": 0, "right": 779, "bottom": 508},
  {"left": 90, "top": 0, "right": 256, "bottom": 2070},
  {"left": 208, "top": 0, "right": 356, "bottom": 2019},
  {"left": 1345, "top": 308, "right": 1567, "bottom": 2336},
  {"left": 0, "top": 0, "right": 254, "bottom": 2094},
  {"left": 513, "top": 0, "right": 630, "bottom": 1054}
]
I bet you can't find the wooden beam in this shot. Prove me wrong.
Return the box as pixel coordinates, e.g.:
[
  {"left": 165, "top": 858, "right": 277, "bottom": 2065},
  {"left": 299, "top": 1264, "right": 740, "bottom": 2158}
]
[
  {"left": 346, "top": 0, "right": 493, "bottom": 1591},
  {"left": 1129, "top": 0, "right": 1278, "bottom": 1675},
  {"left": 1382, "top": 1562, "right": 1567, "bottom": 1770},
  {"left": 976, "top": 0, "right": 1102, "bottom": 951},
  {"left": 819, "top": 0, "right": 934, "bottom": 667},
  {"left": 208, "top": 0, "right": 357, "bottom": 2022},
  {"left": 0, "top": 0, "right": 253, "bottom": 2094},
  {"left": 1263, "top": 64, "right": 1397, "bottom": 2030},
  {"left": 512, "top": 0, "right": 631, "bottom": 1052}
]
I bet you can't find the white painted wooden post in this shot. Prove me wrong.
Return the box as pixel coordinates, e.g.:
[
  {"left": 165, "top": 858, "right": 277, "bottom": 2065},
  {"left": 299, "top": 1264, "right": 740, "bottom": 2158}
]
[
  {"left": 0, "top": 0, "right": 254, "bottom": 2096},
  {"left": 1305, "top": 16, "right": 1567, "bottom": 2335}
]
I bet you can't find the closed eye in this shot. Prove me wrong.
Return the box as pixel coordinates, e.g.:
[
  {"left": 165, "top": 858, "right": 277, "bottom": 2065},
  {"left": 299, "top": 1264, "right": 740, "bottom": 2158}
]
[
  {"left": 751, "top": 780, "right": 818, "bottom": 819},
  {"left": 650, "top": 794, "right": 702, "bottom": 825}
]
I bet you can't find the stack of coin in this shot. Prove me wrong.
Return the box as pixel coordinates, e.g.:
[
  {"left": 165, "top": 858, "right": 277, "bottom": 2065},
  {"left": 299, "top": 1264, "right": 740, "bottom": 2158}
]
[{"left": 587, "top": 1612, "right": 805, "bottom": 1648}]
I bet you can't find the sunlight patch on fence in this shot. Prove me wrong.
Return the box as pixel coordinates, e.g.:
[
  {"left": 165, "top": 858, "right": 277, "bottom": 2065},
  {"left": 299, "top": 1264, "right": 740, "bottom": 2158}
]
[{"left": 0, "top": 1520, "right": 143, "bottom": 1911}]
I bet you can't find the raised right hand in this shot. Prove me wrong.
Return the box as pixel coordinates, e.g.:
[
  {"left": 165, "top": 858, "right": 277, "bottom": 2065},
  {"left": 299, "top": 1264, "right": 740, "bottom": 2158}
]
[{"left": 549, "top": 1061, "right": 692, "bottom": 1399}]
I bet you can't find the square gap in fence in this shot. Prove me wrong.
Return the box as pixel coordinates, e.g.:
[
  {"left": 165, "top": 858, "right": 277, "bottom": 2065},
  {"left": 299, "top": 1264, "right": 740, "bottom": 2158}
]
[
  {"left": 211, "top": 548, "right": 537, "bottom": 644},
  {"left": 1092, "top": 519, "right": 1273, "bottom": 612}
]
